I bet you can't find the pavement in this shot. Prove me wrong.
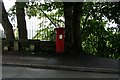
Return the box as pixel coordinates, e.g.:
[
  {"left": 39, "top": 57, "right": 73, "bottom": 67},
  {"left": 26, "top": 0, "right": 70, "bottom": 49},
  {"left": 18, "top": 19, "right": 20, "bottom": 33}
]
[{"left": 2, "top": 53, "right": 120, "bottom": 74}]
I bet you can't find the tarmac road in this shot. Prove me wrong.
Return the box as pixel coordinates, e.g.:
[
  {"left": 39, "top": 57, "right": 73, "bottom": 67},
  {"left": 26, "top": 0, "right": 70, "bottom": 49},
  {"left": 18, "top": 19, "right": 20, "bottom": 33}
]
[{"left": 2, "top": 65, "right": 119, "bottom": 78}]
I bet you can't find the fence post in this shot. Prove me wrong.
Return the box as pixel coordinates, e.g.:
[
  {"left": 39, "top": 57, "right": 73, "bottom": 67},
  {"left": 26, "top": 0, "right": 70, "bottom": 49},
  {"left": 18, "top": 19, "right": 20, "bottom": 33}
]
[{"left": 14, "top": 40, "right": 18, "bottom": 51}]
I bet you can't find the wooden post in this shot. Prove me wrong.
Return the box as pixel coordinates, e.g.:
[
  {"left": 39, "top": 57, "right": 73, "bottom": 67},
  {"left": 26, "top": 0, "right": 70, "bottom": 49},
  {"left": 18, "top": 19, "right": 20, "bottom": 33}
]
[
  {"left": 30, "top": 45, "right": 34, "bottom": 51},
  {"left": 4, "top": 46, "right": 8, "bottom": 51},
  {"left": 14, "top": 41, "right": 18, "bottom": 51}
]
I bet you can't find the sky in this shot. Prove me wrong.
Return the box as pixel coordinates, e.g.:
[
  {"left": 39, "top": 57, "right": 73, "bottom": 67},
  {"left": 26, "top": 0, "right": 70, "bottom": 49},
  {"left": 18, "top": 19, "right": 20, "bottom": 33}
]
[{"left": 3, "top": 0, "right": 16, "bottom": 11}]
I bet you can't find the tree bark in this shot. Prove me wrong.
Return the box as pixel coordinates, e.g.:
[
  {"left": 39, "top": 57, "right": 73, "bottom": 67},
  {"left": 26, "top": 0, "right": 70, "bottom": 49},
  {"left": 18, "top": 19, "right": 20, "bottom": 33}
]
[
  {"left": 63, "top": 2, "right": 74, "bottom": 48},
  {"left": 1, "top": 2, "right": 15, "bottom": 40},
  {"left": 80, "top": 12, "right": 90, "bottom": 37},
  {"left": 16, "top": 2, "right": 27, "bottom": 40},
  {"left": 72, "top": 2, "right": 83, "bottom": 52},
  {"left": 63, "top": 2, "right": 84, "bottom": 53},
  {"left": 0, "top": 1, "right": 2, "bottom": 24}
]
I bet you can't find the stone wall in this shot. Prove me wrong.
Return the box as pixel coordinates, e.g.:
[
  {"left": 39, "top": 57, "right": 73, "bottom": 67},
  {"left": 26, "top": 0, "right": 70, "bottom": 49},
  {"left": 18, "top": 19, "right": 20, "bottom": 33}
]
[{"left": 2, "top": 39, "right": 55, "bottom": 52}]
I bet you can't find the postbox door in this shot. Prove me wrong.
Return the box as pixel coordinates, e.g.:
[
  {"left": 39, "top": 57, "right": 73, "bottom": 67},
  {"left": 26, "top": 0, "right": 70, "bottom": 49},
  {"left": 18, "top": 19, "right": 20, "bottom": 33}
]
[{"left": 55, "top": 28, "right": 64, "bottom": 53}]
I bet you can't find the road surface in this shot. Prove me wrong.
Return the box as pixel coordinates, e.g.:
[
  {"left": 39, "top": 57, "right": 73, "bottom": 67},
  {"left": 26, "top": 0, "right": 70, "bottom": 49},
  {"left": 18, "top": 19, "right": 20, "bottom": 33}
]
[{"left": 2, "top": 65, "right": 119, "bottom": 78}]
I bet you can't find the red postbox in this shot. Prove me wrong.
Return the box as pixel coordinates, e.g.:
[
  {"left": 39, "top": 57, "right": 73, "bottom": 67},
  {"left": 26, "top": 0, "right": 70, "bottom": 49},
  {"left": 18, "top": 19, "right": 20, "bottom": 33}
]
[{"left": 55, "top": 27, "right": 64, "bottom": 53}]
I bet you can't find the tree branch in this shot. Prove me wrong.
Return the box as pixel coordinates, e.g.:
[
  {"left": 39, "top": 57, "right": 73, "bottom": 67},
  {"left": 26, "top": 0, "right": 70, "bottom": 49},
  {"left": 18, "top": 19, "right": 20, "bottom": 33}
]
[{"left": 80, "top": 12, "right": 90, "bottom": 37}]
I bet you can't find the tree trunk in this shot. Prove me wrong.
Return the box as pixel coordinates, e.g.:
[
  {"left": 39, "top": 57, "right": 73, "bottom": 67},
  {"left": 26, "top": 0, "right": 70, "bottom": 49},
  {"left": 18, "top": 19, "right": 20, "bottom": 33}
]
[
  {"left": 0, "top": 1, "right": 2, "bottom": 24},
  {"left": 1, "top": 2, "right": 15, "bottom": 40},
  {"left": 63, "top": 2, "right": 74, "bottom": 49},
  {"left": 72, "top": 2, "right": 83, "bottom": 52},
  {"left": 16, "top": 2, "right": 27, "bottom": 40},
  {"left": 63, "top": 2, "right": 84, "bottom": 53}
]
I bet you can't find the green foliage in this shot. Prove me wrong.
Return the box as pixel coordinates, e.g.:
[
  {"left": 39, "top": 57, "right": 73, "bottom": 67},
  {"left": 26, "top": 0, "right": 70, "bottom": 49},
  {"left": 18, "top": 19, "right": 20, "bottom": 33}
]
[
  {"left": 26, "top": 2, "right": 63, "bottom": 19},
  {"left": 82, "top": 2, "right": 120, "bottom": 24},
  {"left": 82, "top": 18, "right": 120, "bottom": 59},
  {"left": 27, "top": 2, "right": 120, "bottom": 59},
  {"left": 33, "top": 26, "right": 55, "bottom": 41},
  {"left": 80, "top": 2, "right": 120, "bottom": 59},
  {"left": 26, "top": 2, "right": 64, "bottom": 41},
  {"left": 8, "top": 2, "right": 120, "bottom": 59}
]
